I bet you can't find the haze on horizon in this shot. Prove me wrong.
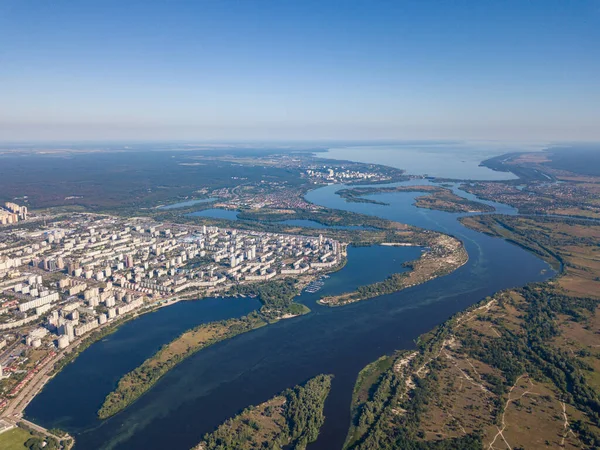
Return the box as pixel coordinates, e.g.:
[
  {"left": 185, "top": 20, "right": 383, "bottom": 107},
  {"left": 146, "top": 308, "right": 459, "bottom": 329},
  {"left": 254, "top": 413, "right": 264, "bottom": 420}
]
[{"left": 0, "top": 0, "right": 599, "bottom": 142}]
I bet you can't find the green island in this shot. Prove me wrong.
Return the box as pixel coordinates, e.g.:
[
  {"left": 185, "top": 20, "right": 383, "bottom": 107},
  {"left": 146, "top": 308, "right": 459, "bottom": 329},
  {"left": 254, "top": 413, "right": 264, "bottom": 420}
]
[
  {"left": 227, "top": 278, "right": 311, "bottom": 318},
  {"left": 98, "top": 279, "right": 308, "bottom": 419},
  {"left": 194, "top": 374, "right": 333, "bottom": 450},
  {"left": 337, "top": 185, "right": 495, "bottom": 213},
  {"left": 319, "top": 234, "right": 467, "bottom": 307},
  {"left": 98, "top": 313, "right": 267, "bottom": 419},
  {"left": 344, "top": 214, "right": 600, "bottom": 449}
]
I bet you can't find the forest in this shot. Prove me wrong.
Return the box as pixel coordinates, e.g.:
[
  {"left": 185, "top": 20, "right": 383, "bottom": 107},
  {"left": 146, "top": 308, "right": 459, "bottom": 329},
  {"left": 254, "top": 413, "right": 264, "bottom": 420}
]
[{"left": 198, "top": 374, "right": 333, "bottom": 450}]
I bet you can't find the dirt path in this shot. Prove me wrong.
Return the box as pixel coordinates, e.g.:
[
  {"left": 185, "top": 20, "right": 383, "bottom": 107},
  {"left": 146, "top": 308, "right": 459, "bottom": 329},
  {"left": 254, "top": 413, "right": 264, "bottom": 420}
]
[{"left": 487, "top": 374, "right": 542, "bottom": 449}]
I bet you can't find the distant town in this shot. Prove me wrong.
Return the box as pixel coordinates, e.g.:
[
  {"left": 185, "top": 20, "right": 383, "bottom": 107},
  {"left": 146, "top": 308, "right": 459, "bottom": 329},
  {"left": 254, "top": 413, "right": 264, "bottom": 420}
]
[{"left": 0, "top": 202, "right": 28, "bottom": 225}]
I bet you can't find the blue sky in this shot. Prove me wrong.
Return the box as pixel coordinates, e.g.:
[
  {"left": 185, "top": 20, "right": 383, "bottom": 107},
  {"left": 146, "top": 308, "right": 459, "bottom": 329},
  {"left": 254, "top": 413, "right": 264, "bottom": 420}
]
[{"left": 0, "top": 0, "right": 599, "bottom": 141}]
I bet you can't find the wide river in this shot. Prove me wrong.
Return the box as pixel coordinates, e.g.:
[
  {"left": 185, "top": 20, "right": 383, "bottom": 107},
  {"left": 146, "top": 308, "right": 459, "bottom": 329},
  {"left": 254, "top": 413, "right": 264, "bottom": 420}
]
[
  {"left": 320, "top": 141, "right": 547, "bottom": 180},
  {"left": 26, "top": 180, "right": 553, "bottom": 450}
]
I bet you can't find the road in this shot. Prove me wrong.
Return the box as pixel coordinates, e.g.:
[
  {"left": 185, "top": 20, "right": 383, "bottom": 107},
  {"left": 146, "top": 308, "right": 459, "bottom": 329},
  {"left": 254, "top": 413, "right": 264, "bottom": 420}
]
[
  {"left": 2, "top": 348, "right": 67, "bottom": 418},
  {"left": 0, "top": 297, "right": 171, "bottom": 420}
]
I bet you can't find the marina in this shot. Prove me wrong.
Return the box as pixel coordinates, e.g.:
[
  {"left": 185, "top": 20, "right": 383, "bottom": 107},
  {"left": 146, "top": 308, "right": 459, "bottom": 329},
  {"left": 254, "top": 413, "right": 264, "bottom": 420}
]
[{"left": 304, "top": 276, "right": 328, "bottom": 293}]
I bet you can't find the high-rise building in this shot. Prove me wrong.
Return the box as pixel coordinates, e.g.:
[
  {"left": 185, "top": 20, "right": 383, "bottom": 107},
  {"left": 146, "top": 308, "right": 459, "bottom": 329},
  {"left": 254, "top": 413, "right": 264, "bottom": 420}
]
[
  {"left": 3, "top": 202, "right": 27, "bottom": 221},
  {"left": 57, "top": 335, "right": 69, "bottom": 349},
  {"left": 60, "top": 322, "right": 75, "bottom": 341},
  {"left": 66, "top": 260, "right": 79, "bottom": 275},
  {"left": 125, "top": 254, "right": 134, "bottom": 268},
  {"left": 48, "top": 259, "right": 58, "bottom": 272},
  {"left": 0, "top": 210, "right": 18, "bottom": 225},
  {"left": 49, "top": 310, "right": 60, "bottom": 327}
]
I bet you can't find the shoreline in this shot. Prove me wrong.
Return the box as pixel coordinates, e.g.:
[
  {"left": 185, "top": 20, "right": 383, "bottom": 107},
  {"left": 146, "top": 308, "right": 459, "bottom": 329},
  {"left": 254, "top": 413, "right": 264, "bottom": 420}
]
[
  {"left": 0, "top": 299, "right": 169, "bottom": 419},
  {"left": 318, "top": 234, "right": 468, "bottom": 307},
  {"left": 96, "top": 239, "right": 464, "bottom": 419},
  {"left": 6, "top": 173, "right": 509, "bottom": 446},
  {"left": 7, "top": 226, "right": 459, "bottom": 438},
  {"left": 336, "top": 184, "right": 495, "bottom": 213},
  {"left": 1, "top": 240, "right": 349, "bottom": 436},
  {"left": 95, "top": 257, "right": 352, "bottom": 419}
]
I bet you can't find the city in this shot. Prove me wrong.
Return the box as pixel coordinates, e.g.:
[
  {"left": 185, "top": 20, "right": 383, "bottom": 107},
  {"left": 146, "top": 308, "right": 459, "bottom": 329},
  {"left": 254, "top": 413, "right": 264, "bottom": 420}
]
[
  {"left": 1, "top": 1, "right": 599, "bottom": 449},
  {"left": 0, "top": 207, "right": 345, "bottom": 442}
]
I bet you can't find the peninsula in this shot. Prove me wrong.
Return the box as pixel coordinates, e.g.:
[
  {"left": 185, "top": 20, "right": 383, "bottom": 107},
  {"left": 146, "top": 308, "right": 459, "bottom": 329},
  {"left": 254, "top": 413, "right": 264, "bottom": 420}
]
[
  {"left": 98, "top": 314, "right": 266, "bottom": 419},
  {"left": 319, "top": 233, "right": 467, "bottom": 306},
  {"left": 344, "top": 214, "right": 600, "bottom": 449}
]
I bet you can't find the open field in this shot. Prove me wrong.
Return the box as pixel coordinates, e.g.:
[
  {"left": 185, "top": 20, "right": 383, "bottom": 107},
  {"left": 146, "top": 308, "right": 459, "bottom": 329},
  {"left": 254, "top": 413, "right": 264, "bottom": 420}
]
[
  {"left": 0, "top": 427, "right": 33, "bottom": 450},
  {"left": 460, "top": 214, "right": 600, "bottom": 296}
]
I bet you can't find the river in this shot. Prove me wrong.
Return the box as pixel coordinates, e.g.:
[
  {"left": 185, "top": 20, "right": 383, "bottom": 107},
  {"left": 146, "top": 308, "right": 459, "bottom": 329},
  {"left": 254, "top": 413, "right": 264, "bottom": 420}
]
[{"left": 25, "top": 181, "right": 553, "bottom": 450}]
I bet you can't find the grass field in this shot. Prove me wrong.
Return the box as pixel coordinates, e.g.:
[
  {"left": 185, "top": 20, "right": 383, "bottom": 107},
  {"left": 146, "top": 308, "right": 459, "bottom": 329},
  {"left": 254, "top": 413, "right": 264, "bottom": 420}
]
[{"left": 0, "top": 428, "right": 34, "bottom": 450}]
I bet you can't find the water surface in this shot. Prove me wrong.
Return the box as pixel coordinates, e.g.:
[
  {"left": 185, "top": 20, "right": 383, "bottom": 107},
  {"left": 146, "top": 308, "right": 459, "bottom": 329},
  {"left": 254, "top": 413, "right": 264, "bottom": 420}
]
[
  {"left": 321, "top": 142, "right": 545, "bottom": 180},
  {"left": 25, "top": 297, "right": 260, "bottom": 431},
  {"left": 186, "top": 208, "right": 239, "bottom": 220},
  {"left": 26, "top": 181, "right": 553, "bottom": 450}
]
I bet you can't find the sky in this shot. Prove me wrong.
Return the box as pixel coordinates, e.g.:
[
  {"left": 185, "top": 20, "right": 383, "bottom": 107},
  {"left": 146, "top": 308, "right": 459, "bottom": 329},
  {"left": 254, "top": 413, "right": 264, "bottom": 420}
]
[{"left": 0, "top": 0, "right": 599, "bottom": 142}]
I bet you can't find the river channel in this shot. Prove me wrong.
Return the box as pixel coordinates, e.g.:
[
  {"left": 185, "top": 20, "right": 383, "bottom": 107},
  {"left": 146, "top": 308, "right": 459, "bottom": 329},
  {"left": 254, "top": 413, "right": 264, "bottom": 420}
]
[{"left": 25, "top": 181, "right": 553, "bottom": 450}]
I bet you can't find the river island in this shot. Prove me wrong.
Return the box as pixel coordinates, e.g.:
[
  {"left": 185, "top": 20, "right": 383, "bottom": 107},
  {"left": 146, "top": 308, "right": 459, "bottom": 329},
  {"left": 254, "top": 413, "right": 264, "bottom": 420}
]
[
  {"left": 337, "top": 185, "right": 495, "bottom": 213},
  {"left": 3, "top": 144, "right": 599, "bottom": 449}
]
